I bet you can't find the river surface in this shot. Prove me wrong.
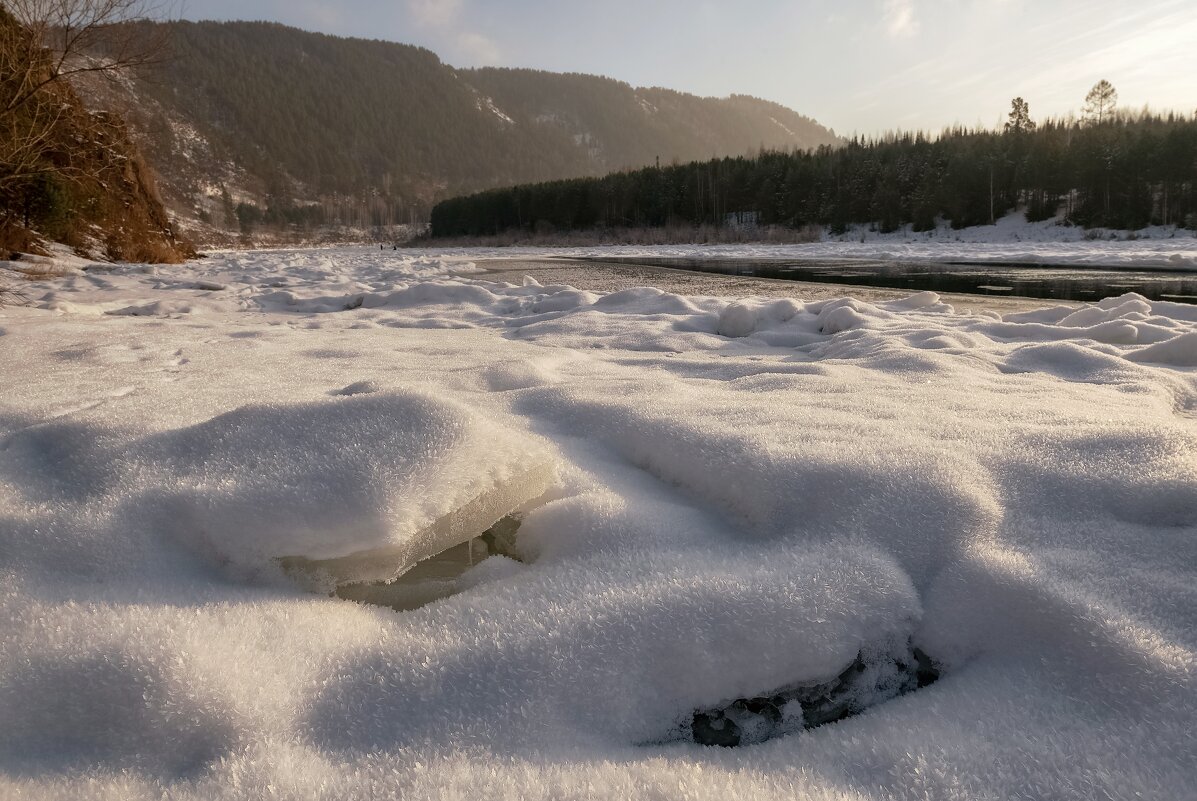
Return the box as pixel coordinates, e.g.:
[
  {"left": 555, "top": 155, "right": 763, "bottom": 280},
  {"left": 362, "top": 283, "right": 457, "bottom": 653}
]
[{"left": 580, "top": 256, "right": 1197, "bottom": 305}]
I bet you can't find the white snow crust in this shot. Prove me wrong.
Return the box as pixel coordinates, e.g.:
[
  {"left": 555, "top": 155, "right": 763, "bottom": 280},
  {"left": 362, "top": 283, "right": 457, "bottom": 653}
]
[
  {"left": 410, "top": 211, "right": 1197, "bottom": 270},
  {"left": 1, "top": 246, "right": 1195, "bottom": 799},
  {"left": 425, "top": 237, "right": 1197, "bottom": 270}
]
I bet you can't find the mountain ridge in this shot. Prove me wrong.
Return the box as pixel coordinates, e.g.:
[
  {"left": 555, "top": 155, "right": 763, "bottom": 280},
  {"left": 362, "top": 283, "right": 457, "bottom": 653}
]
[{"left": 85, "top": 20, "right": 840, "bottom": 243}]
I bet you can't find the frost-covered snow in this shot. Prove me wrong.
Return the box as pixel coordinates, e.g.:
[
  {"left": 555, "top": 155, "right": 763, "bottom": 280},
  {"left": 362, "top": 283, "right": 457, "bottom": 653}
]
[
  {"left": 1, "top": 247, "right": 1195, "bottom": 799},
  {"left": 412, "top": 212, "right": 1197, "bottom": 271},
  {"left": 418, "top": 235, "right": 1197, "bottom": 271}
]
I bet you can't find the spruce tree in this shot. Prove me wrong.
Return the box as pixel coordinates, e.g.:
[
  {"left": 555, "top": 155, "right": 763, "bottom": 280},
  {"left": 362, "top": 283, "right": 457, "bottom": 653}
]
[{"left": 1004, "top": 98, "right": 1035, "bottom": 133}]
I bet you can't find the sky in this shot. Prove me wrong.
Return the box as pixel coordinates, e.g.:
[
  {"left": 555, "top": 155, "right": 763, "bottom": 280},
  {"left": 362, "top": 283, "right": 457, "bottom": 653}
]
[{"left": 180, "top": 0, "right": 1197, "bottom": 137}]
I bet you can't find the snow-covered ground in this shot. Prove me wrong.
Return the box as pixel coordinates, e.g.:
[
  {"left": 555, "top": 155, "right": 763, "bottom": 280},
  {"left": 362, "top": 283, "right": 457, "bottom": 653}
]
[
  {"left": 407, "top": 214, "right": 1197, "bottom": 271},
  {"left": 1, "top": 247, "right": 1195, "bottom": 799},
  {"left": 414, "top": 237, "right": 1197, "bottom": 271}
]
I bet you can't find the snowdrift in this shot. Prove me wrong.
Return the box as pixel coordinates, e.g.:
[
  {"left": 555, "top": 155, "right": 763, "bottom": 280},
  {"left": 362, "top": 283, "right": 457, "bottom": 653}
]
[{"left": 0, "top": 247, "right": 1194, "bottom": 800}]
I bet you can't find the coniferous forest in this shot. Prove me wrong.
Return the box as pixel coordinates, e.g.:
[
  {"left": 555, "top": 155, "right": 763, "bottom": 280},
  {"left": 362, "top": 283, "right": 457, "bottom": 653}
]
[{"left": 430, "top": 110, "right": 1197, "bottom": 239}]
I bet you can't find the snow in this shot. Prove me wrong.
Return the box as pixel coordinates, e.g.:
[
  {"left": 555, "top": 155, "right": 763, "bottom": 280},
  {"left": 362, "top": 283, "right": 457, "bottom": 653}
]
[
  {"left": 1, "top": 246, "right": 1195, "bottom": 799},
  {"left": 769, "top": 115, "right": 799, "bottom": 137},
  {"left": 137, "top": 391, "right": 552, "bottom": 570},
  {"left": 435, "top": 234, "right": 1197, "bottom": 271},
  {"left": 475, "top": 94, "right": 516, "bottom": 126},
  {"left": 409, "top": 211, "right": 1197, "bottom": 271}
]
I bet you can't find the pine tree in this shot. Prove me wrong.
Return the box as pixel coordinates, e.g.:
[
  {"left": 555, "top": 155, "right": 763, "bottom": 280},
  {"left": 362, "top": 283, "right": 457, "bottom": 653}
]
[{"left": 1083, "top": 80, "right": 1118, "bottom": 125}]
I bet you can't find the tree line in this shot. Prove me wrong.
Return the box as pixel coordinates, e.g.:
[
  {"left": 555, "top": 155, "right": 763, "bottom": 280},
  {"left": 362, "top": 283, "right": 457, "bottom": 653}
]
[{"left": 430, "top": 92, "right": 1197, "bottom": 239}]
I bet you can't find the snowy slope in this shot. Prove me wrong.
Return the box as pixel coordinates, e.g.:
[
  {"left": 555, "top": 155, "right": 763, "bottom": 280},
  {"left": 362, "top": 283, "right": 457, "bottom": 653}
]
[{"left": 0, "top": 247, "right": 1195, "bottom": 799}]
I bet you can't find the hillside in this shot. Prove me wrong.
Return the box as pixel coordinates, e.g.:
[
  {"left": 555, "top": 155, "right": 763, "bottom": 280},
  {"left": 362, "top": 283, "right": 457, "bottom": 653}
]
[
  {"left": 88, "top": 21, "right": 839, "bottom": 243},
  {"left": 0, "top": 10, "right": 190, "bottom": 263}
]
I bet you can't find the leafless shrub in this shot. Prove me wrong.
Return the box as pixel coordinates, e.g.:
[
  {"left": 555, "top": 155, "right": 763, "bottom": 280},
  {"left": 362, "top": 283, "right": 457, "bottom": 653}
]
[
  {"left": 1, "top": 1, "right": 175, "bottom": 239},
  {"left": 7, "top": 259, "right": 71, "bottom": 278},
  {"left": 0, "top": 264, "right": 28, "bottom": 305}
]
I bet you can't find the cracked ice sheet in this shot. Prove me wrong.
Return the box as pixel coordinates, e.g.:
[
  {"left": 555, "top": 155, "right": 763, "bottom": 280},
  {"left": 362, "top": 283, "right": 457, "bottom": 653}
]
[{"left": 0, "top": 246, "right": 1195, "bottom": 800}]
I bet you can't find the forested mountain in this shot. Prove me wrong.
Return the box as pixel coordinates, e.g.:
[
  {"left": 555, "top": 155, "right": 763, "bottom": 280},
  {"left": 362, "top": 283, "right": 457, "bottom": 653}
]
[
  {"left": 89, "top": 21, "right": 838, "bottom": 241},
  {"left": 429, "top": 114, "right": 1197, "bottom": 239}
]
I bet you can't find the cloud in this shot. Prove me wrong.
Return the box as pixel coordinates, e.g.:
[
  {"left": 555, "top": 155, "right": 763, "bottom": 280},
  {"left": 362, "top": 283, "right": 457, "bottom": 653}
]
[
  {"left": 401, "top": 0, "right": 501, "bottom": 64},
  {"left": 408, "top": 0, "right": 462, "bottom": 28},
  {"left": 271, "top": 0, "right": 352, "bottom": 35},
  {"left": 455, "top": 31, "right": 502, "bottom": 64},
  {"left": 883, "top": 0, "right": 919, "bottom": 38},
  {"left": 401, "top": 0, "right": 502, "bottom": 65}
]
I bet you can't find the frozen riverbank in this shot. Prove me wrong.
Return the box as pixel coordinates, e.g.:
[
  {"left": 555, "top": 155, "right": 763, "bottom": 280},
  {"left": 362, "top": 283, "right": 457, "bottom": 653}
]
[
  {"left": 406, "top": 214, "right": 1197, "bottom": 272},
  {"left": 1, "top": 247, "right": 1194, "bottom": 799}
]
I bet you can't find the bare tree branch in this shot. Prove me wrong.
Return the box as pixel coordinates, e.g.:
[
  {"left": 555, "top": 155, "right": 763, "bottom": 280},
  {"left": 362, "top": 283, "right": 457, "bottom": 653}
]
[
  {"left": 0, "top": 0, "right": 175, "bottom": 221},
  {"left": 2, "top": 1, "right": 175, "bottom": 115}
]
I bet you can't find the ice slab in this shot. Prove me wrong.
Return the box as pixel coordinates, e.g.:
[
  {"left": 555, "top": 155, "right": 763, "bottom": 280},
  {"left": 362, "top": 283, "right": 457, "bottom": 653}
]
[
  {"left": 333, "top": 539, "right": 487, "bottom": 610},
  {"left": 281, "top": 463, "right": 553, "bottom": 588},
  {"left": 333, "top": 515, "right": 525, "bottom": 610}
]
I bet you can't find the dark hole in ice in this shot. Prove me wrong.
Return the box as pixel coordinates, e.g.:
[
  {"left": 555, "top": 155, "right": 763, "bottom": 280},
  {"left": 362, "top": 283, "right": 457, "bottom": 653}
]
[
  {"left": 334, "top": 514, "right": 523, "bottom": 612},
  {"left": 688, "top": 644, "right": 940, "bottom": 748}
]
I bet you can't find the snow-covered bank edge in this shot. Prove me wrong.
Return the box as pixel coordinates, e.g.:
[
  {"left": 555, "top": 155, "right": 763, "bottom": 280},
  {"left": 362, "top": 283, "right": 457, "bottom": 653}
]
[
  {"left": 7, "top": 213, "right": 1197, "bottom": 281},
  {"left": 408, "top": 213, "right": 1197, "bottom": 271}
]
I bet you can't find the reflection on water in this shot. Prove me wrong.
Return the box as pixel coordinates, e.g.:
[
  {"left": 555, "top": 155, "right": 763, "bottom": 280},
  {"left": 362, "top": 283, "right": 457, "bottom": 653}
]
[{"left": 586, "top": 257, "right": 1197, "bottom": 304}]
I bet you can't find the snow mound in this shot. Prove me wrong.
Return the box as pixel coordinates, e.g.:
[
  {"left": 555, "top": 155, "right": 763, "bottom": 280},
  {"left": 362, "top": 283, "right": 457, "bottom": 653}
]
[
  {"left": 133, "top": 392, "right": 555, "bottom": 576},
  {"left": 0, "top": 642, "right": 239, "bottom": 778},
  {"left": 305, "top": 545, "right": 921, "bottom": 752},
  {"left": 1129, "top": 331, "right": 1197, "bottom": 367}
]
